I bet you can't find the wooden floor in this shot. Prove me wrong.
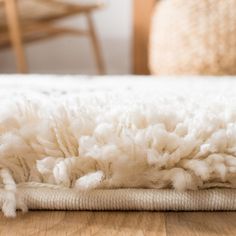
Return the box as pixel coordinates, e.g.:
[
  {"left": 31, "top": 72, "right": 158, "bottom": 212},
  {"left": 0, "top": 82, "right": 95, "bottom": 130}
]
[{"left": 0, "top": 211, "right": 235, "bottom": 235}]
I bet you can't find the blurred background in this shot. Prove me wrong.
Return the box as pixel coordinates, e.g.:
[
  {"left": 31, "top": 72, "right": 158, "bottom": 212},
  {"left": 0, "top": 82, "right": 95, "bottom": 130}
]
[
  {"left": 0, "top": 0, "right": 132, "bottom": 74},
  {"left": 1, "top": 0, "right": 236, "bottom": 76}
]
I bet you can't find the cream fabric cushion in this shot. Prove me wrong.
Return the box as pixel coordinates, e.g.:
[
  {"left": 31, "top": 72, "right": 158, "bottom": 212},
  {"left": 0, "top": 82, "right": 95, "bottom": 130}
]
[{"left": 0, "top": 0, "right": 67, "bottom": 28}]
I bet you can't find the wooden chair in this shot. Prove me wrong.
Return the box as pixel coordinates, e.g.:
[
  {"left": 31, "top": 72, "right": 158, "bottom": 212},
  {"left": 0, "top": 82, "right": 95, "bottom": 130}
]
[{"left": 0, "top": 0, "right": 105, "bottom": 74}]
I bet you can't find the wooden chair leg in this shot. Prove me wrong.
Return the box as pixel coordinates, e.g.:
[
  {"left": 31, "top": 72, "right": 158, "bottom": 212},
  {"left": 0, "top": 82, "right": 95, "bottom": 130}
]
[
  {"left": 86, "top": 13, "right": 105, "bottom": 75},
  {"left": 5, "top": 0, "right": 28, "bottom": 73}
]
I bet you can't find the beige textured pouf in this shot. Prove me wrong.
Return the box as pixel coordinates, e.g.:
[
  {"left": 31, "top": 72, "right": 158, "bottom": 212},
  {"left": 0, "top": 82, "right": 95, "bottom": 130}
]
[{"left": 149, "top": 0, "right": 236, "bottom": 75}]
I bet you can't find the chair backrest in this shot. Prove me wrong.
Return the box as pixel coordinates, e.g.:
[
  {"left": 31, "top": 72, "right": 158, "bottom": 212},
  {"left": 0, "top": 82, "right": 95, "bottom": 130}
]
[{"left": 0, "top": 0, "right": 102, "bottom": 28}]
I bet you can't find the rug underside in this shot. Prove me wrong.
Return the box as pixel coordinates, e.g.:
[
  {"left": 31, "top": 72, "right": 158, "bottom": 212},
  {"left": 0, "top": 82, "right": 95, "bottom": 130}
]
[{"left": 1, "top": 184, "right": 236, "bottom": 211}]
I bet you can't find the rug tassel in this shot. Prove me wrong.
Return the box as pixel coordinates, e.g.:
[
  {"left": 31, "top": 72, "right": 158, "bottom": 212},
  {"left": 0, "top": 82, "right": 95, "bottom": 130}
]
[{"left": 0, "top": 168, "right": 28, "bottom": 217}]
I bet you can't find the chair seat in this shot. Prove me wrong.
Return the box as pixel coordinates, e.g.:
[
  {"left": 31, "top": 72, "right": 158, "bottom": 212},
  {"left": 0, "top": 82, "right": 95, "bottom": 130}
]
[{"left": 0, "top": 0, "right": 102, "bottom": 29}]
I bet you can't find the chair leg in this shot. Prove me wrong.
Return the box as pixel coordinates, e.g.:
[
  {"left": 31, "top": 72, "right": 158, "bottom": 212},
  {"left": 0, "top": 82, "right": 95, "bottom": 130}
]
[
  {"left": 5, "top": 0, "right": 28, "bottom": 73},
  {"left": 86, "top": 13, "right": 105, "bottom": 75}
]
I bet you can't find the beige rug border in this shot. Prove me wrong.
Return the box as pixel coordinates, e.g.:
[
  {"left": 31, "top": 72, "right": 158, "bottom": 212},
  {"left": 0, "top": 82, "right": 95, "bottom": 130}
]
[{"left": 1, "top": 183, "right": 236, "bottom": 211}]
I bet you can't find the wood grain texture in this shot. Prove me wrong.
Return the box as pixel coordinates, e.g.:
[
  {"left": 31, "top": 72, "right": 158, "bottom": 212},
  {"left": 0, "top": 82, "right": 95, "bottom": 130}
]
[
  {"left": 165, "top": 212, "right": 236, "bottom": 236},
  {"left": 0, "top": 211, "right": 235, "bottom": 236},
  {"left": 133, "top": 0, "right": 156, "bottom": 75}
]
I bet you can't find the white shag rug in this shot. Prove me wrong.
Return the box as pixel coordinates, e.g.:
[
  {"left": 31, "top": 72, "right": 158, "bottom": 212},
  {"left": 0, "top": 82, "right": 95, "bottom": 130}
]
[{"left": 0, "top": 75, "right": 236, "bottom": 217}]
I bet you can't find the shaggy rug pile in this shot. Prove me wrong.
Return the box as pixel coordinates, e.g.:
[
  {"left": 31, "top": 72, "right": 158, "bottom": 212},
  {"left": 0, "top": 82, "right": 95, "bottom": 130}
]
[{"left": 0, "top": 75, "right": 236, "bottom": 217}]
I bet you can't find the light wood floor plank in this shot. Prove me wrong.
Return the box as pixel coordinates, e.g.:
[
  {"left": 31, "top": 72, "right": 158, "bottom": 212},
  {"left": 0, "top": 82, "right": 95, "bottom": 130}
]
[
  {"left": 0, "top": 211, "right": 166, "bottom": 236},
  {"left": 0, "top": 211, "right": 236, "bottom": 236},
  {"left": 165, "top": 212, "right": 236, "bottom": 236}
]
